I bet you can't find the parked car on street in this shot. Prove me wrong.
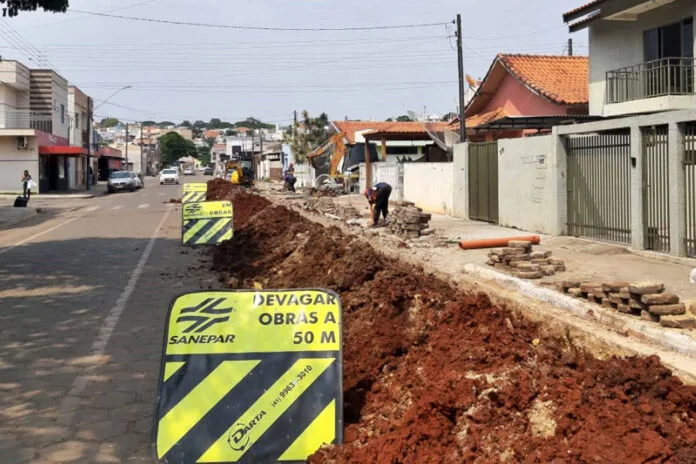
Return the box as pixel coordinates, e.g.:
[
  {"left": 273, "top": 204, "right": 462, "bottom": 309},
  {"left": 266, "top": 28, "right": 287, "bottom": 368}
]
[
  {"left": 183, "top": 166, "right": 195, "bottom": 176},
  {"left": 107, "top": 171, "right": 138, "bottom": 193},
  {"left": 203, "top": 166, "right": 214, "bottom": 176},
  {"left": 132, "top": 172, "right": 144, "bottom": 189},
  {"left": 160, "top": 168, "right": 180, "bottom": 185}
]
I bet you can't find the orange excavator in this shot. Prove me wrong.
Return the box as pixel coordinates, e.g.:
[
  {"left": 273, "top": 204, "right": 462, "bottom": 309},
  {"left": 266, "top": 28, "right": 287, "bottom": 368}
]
[{"left": 307, "top": 133, "right": 347, "bottom": 177}]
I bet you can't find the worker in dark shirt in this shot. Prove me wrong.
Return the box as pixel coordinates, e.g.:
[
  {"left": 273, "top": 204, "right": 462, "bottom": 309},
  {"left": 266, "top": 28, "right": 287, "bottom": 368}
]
[{"left": 365, "top": 182, "right": 392, "bottom": 227}]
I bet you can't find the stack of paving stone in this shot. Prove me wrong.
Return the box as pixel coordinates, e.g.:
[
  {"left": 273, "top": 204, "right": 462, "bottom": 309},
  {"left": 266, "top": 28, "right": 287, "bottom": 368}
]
[
  {"left": 561, "top": 280, "right": 696, "bottom": 329},
  {"left": 304, "top": 197, "right": 361, "bottom": 220},
  {"left": 387, "top": 202, "right": 432, "bottom": 239},
  {"left": 486, "top": 240, "right": 567, "bottom": 279}
]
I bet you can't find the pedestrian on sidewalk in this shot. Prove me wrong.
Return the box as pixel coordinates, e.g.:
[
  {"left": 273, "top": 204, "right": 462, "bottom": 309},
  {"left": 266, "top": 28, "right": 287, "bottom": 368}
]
[
  {"left": 21, "top": 170, "right": 33, "bottom": 199},
  {"left": 365, "top": 182, "right": 392, "bottom": 227}
]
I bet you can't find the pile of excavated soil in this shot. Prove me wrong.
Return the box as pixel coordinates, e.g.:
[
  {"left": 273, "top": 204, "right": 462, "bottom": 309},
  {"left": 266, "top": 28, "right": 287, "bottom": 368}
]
[
  {"left": 211, "top": 196, "right": 696, "bottom": 463},
  {"left": 206, "top": 180, "right": 271, "bottom": 229}
]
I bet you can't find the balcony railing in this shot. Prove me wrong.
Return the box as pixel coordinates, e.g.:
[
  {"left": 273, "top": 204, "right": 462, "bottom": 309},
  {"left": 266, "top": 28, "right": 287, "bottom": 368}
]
[
  {"left": 0, "top": 107, "right": 52, "bottom": 132},
  {"left": 606, "top": 57, "right": 695, "bottom": 104}
]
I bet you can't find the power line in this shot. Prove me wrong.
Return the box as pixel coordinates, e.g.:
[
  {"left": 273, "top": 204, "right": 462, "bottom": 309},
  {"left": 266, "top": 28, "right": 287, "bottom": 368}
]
[
  {"left": 69, "top": 10, "right": 449, "bottom": 32},
  {"left": 20, "top": 0, "right": 161, "bottom": 32}
]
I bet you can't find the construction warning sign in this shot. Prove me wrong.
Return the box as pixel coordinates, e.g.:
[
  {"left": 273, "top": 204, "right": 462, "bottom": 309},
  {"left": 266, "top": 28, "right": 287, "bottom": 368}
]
[
  {"left": 182, "top": 183, "right": 208, "bottom": 204},
  {"left": 153, "top": 290, "right": 343, "bottom": 464},
  {"left": 182, "top": 201, "right": 233, "bottom": 246}
]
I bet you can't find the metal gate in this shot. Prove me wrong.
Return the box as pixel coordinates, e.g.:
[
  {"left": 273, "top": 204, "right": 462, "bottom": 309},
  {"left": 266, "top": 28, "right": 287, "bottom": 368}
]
[
  {"left": 566, "top": 131, "right": 632, "bottom": 244},
  {"left": 685, "top": 122, "right": 696, "bottom": 257},
  {"left": 468, "top": 141, "right": 499, "bottom": 223},
  {"left": 642, "top": 126, "right": 670, "bottom": 253}
]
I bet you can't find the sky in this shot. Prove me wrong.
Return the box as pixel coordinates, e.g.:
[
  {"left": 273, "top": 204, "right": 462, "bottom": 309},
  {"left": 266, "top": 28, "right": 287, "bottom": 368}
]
[{"left": 0, "top": 0, "right": 588, "bottom": 126}]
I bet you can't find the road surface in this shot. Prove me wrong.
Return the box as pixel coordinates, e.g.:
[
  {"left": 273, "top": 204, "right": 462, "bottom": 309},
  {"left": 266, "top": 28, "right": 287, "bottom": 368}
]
[{"left": 0, "top": 175, "right": 216, "bottom": 463}]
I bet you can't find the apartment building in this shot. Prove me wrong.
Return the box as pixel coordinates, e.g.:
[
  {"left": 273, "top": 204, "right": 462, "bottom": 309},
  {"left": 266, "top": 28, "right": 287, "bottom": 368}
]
[{"left": 0, "top": 61, "right": 107, "bottom": 193}]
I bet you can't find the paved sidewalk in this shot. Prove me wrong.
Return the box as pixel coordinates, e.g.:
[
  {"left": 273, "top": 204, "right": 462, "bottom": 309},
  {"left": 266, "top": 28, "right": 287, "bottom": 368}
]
[
  {"left": 0, "top": 183, "right": 107, "bottom": 200},
  {"left": 284, "top": 190, "right": 696, "bottom": 301}
]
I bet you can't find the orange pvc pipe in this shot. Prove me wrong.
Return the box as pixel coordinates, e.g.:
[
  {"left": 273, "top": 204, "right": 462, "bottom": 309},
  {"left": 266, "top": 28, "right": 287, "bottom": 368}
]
[{"left": 458, "top": 235, "right": 541, "bottom": 250}]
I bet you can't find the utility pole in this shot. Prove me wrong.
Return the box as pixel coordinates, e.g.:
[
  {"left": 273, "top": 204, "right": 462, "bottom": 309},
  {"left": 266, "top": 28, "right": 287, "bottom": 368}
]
[
  {"left": 125, "top": 123, "right": 129, "bottom": 171},
  {"left": 259, "top": 129, "right": 264, "bottom": 178},
  {"left": 140, "top": 122, "right": 144, "bottom": 175},
  {"left": 568, "top": 38, "right": 573, "bottom": 56},
  {"left": 456, "top": 14, "right": 467, "bottom": 143},
  {"left": 86, "top": 98, "right": 92, "bottom": 191}
]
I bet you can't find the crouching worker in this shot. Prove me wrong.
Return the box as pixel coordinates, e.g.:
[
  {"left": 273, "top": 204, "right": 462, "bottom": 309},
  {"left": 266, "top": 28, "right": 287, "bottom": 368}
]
[{"left": 365, "top": 182, "right": 392, "bottom": 227}]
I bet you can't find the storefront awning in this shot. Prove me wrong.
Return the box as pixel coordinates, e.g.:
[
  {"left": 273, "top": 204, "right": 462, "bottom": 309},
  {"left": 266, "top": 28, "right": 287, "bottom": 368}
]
[{"left": 39, "top": 146, "right": 88, "bottom": 156}]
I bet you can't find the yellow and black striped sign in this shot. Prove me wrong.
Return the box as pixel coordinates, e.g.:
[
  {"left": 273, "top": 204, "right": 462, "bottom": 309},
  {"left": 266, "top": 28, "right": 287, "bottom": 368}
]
[
  {"left": 153, "top": 290, "right": 343, "bottom": 464},
  {"left": 183, "top": 183, "right": 208, "bottom": 204},
  {"left": 182, "top": 201, "right": 234, "bottom": 246}
]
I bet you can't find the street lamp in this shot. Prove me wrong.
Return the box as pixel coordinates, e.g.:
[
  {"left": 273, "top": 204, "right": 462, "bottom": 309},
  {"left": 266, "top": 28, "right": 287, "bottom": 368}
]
[{"left": 94, "top": 85, "right": 132, "bottom": 111}]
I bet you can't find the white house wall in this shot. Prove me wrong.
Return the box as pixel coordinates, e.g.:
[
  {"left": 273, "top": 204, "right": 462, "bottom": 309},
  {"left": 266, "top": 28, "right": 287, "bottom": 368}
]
[
  {"left": 403, "top": 163, "right": 454, "bottom": 215},
  {"left": 0, "top": 132, "right": 38, "bottom": 193},
  {"left": 589, "top": 0, "right": 696, "bottom": 115}
]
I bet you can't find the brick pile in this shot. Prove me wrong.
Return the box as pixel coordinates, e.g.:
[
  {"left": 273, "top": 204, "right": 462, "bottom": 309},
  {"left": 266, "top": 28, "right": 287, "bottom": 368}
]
[
  {"left": 387, "top": 202, "right": 432, "bottom": 239},
  {"left": 304, "top": 197, "right": 361, "bottom": 220},
  {"left": 561, "top": 280, "right": 696, "bottom": 329},
  {"left": 487, "top": 240, "right": 566, "bottom": 279}
]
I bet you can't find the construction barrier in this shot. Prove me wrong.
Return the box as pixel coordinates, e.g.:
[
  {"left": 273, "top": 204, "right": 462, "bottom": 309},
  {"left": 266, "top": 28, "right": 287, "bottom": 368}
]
[
  {"left": 183, "top": 183, "right": 208, "bottom": 204},
  {"left": 153, "top": 289, "right": 343, "bottom": 463},
  {"left": 182, "top": 201, "right": 234, "bottom": 246}
]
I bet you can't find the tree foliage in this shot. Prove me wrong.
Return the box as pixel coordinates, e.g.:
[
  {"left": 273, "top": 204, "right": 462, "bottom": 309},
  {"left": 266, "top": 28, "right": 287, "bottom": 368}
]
[
  {"left": 1, "top": 0, "right": 67, "bottom": 16},
  {"left": 233, "top": 117, "right": 274, "bottom": 130},
  {"left": 395, "top": 115, "right": 412, "bottom": 122},
  {"left": 283, "top": 110, "right": 329, "bottom": 165},
  {"left": 159, "top": 132, "right": 196, "bottom": 166},
  {"left": 100, "top": 117, "right": 120, "bottom": 128},
  {"left": 141, "top": 120, "right": 157, "bottom": 126},
  {"left": 158, "top": 121, "right": 176, "bottom": 128},
  {"left": 196, "top": 145, "right": 211, "bottom": 166}
]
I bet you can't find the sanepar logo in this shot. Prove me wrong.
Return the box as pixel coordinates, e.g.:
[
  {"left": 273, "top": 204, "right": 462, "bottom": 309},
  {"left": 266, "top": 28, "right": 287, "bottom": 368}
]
[
  {"left": 176, "top": 298, "right": 233, "bottom": 333},
  {"left": 184, "top": 203, "right": 203, "bottom": 216}
]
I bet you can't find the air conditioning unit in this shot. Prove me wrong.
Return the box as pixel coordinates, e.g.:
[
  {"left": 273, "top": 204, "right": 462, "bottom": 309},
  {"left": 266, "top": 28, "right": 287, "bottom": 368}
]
[{"left": 16, "top": 136, "right": 28, "bottom": 150}]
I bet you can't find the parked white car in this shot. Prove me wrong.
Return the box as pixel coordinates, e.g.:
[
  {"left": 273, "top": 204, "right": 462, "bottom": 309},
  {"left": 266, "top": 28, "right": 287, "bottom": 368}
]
[{"left": 160, "top": 168, "right": 180, "bottom": 185}]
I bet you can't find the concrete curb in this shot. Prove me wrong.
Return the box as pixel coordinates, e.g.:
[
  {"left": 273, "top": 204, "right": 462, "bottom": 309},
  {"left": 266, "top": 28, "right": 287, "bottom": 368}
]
[
  {"left": 462, "top": 263, "right": 696, "bottom": 358},
  {"left": 0, "top": 193, "right": 98, "bottom": 199}
]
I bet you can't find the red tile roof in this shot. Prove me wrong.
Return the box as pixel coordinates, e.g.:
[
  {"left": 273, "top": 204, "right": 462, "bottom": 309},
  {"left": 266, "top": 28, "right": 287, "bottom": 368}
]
[
  {"left": 498, "top": 54, "right": 589, "bottom": 105},
  {"left": 334, "top": 121, "right": 450, "bottom": 143},
  {"left": 333, "top": 121, "right": 394, "bottom": 144},
  {"left": 204, "top": 129, "right": 223, "bottom": 138},
  {"left": 447, "top": 108, "right": 509, "bottom": 131}
]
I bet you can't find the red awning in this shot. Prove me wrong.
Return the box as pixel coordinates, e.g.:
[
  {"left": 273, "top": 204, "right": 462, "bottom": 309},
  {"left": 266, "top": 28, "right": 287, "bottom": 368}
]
[{"left": 39, "top": 146, "right": 88, "bottom": 156}]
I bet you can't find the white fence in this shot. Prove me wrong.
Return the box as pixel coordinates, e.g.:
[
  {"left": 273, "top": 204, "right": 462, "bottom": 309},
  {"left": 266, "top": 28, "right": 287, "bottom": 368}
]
[
  {"left": 359, "top": 162, "right": 404, "bottom": 201},
  {"left": 294, "top": 163, "right": 315, "bottom": 188}
]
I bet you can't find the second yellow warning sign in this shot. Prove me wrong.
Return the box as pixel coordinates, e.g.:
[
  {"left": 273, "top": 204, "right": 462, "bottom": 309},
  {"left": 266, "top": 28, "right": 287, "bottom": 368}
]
[{"left": 182, "top": 201, "right": 234, "bottom": 246}]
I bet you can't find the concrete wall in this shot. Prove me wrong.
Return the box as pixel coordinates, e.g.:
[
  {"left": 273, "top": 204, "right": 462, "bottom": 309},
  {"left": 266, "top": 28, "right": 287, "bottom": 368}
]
[
  {"left": 497, "top": 135, "right": 565, "bottom": 235},
  {"left": 52, "top": 73, "right": 69, "bottom": 140},
  {"left": 403, "top": 163, "right": 454, "bottom": 215},
  {"left": 589, "top": 0, "right": 696, "bottom": 115},
  {"left": 453, "top": 143, "right": 468, "bottom": 218},
  {"left": 0, "top": 132, "right": 38, "bottom": 193}
]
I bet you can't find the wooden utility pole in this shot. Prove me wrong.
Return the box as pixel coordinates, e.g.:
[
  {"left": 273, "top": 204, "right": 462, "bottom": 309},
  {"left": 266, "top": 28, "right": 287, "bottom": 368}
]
[
  {"left": 568, "top": 38, "right": 573, "bottom": 56},
  {"left": 140, "top": 122, "right": 144, "bottom": 175},
  {"left": 365, "top": 140, "right": 371, "bottom": 191},
  {"left": 456, "top": 14, "right": 467, "bottom": 142}
]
